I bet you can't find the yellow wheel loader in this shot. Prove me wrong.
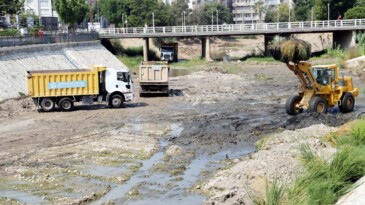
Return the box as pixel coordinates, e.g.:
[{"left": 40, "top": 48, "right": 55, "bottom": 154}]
[{"left": 285, "top": 61, "right": 359, "bottom": 115}]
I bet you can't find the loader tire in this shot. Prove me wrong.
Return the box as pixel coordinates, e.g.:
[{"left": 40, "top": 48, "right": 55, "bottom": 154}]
[
  {"left": 285, "top": 95, "right": 303, "bottom": 115},
  {"left": 40, "top": 98, "right": 55, "bottom": 112},
  {"left": 59, "top": 98, "right": 74, "bottom": 111},
  {"left": 309, "top": 96, "right": 328, "bottom": 114},
  {"left": 339, "top": 92, "right": 355, "bottom": 113},
  {"left": 110, "top": 95, "right": 124, "bottom": 108}
]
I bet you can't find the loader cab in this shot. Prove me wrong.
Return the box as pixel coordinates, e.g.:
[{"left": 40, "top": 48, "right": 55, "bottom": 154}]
[{"left": 312, "top": 65, "right": 338, "bottom": 86}]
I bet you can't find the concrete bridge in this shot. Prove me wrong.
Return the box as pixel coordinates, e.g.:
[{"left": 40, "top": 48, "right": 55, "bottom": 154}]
[{"left": 98, "top": 19, "right": 365, "bottom": 61}]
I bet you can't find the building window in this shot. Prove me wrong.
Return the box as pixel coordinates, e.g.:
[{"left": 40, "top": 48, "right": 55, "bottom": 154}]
[
  {"left": 40, "top": 0, "right": 49, "bottom": 7},
  {"left": 41, "top": 9, "right": 49, "bottom": 15}
]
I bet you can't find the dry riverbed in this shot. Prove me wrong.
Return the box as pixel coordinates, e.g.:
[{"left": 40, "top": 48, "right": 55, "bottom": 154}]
[{"left": 0, "top": 62, "right": 364, "bottom": 204}]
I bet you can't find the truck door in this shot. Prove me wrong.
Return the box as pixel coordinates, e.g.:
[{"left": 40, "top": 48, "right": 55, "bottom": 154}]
[{"left": 116, "top": 72, "right": 129, "bottom": 92}]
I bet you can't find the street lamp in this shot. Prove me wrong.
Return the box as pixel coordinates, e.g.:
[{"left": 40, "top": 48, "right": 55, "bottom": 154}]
[
  {"left": 183, "top": 11, "right": 186, "bottom": 27},
  {"left": 328, "top": 3, "right": 330, "bottom": 21},
  {"left": 211, "top": 11, "right": 214, "bottom": 26},
  {"left": 311, "top": 7, "right": 314, "bottom": 21},
  {"left": 152, "top": 12, "right": 155, "bottom": 28},
  {"left": 216, "top": 9, "right": 218, "bottom": 26},
  {"left": 288, "top": 3, "right": 291, "bottom": 23}
]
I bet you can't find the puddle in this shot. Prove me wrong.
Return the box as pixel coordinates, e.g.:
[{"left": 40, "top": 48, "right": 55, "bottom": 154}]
[
  {"left": 91, "top": 122, "right": 256, "bottom": 205},
  {"left": 0, "top": 190, "right": 46, "bottom": 205},
  {"left": 170, "top": 68, "right": 191, "bottom": 77},
  {"left": 84, "top": 165, "right": 133, "bottom": 178},
  {"left": 91, "top": 151, "right": 165, "bottom": 205}
]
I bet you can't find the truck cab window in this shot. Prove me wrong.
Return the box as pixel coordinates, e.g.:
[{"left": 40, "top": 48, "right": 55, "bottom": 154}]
[{"left": 117, "top": 72, "right": 129, "bottom": 82}]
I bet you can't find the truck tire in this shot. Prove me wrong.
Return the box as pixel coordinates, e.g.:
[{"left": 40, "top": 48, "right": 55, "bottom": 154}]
[
  {"left": 339, "top": 92, "right": 355, "bottom": 113},
  {"left": 40, "top": 98, "right": 55, "bottom": 112},
  {"left": 59, "top": 98, "right": 74, "bottom": 111},
  {"left": 285, "top": 95, "right": 303, "bottom": 115},
  {"left": 110, "top": 95, "right": 124, "bottom": 108},
  {"left": 309, "top": 96, "right": 328, "bottom": 114}
]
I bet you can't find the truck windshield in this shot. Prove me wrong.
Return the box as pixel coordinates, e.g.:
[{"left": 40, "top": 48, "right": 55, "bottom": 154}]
[
  {"left": 161, "top": 47, "right": 173, "bottom": 52},
  {"left": 117, "top": 72, "right": 129, "bottom": 83}
]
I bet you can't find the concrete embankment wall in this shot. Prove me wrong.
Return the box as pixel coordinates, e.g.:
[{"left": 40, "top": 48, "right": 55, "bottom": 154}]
[{"left": 0, "top": 41, "right": 127, "bottom": 101}]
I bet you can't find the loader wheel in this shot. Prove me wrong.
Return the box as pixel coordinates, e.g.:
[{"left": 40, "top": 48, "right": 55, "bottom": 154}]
[
  {"left": 309, "top": 96, "right": 328, "bottom": 114},
  {"left": 339, "top": 92, "right": 355, "bottom": 113},
  {"left": 285, "top": 95, "right": 303, "bottom": 115},
  {"left": 59, "top": 98, "right": 74, "bottom": 111},
  {"left": 110, "top": 95, "right": 124, "bottom": 108},
  {"left": 40, "top": 98, "right": 55, "bottom": 112}
]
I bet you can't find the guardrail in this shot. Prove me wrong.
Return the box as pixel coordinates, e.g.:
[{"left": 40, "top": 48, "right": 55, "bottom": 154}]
[{"left": 98, "top": 19, "right": 365, "bottom": 37}]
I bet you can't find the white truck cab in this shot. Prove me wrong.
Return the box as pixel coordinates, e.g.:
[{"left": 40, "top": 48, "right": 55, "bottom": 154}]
[{"left": 105, "top": 67, "right": 134, "bottom": 107}]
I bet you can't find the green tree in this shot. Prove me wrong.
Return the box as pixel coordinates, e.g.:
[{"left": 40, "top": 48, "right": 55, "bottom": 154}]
[
  {"left": 99, "top": 0, "right": 174, "bottom": 27},
  {"left": 54, "top": 0, "right": 88, "bottom": 29},
  {"left": 345, "top": 6, "right": 365, "bottom": 19},
  {"left": 314, "top": 0, "right": 357, "bottom": 20},
  {"left": 0, "top": 0, "right": 23, "bottom": 16},
  {"left": 265, "top": 7, "right": 278, "bottom": 23},
  {"left": 169, "top": 0, "right": 190, "bottom": 26},
  {"left": 99, "top": 0, "right": 129, "bottom": 26},
  {"left": 254, "top": 0, "right": 265, "bottom": 23},
  {"left": 200, "top": 3, "right": 233, "bottom": 25},
  {"left": 293, "top": 0, "right": 314, "bottom": 21}
]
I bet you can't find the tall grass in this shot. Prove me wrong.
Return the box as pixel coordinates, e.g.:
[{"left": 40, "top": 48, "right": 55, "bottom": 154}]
[
  {"left": 255, "top": 120, "right": 365, "bottom": 205},
  {"left": 265, "top": 178, "right": 285, "bottom": 205},
  {"left": 286, "top": 119, "right": 365, "bottom": 205}
]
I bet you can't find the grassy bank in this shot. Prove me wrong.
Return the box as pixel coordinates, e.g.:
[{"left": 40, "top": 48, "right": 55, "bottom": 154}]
[{"left": 262, "top": 119, "right": 365, "bottom": 205}]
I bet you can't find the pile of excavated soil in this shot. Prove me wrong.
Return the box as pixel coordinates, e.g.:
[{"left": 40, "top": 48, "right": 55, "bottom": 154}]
[
  {"left": 281, "top": 112, "right": 355, "bottom": 130},
  {"left": 202, "top": 124, "right": 337, "bottom": 205},
  {"left": 0, "top": 97, "right": 36, "bottom": 118}
]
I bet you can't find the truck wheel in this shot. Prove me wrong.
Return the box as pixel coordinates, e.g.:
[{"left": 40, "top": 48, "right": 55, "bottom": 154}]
[
  {"left": 40, "top": 98, "right": 55, "bottom": 112},
  {"left": 59, "top": 98, "right": 74, "bottom": 111},
  {"left": 339, "top": 92, "right": 355, "bottom": 113},
  {"left": 285, "top": 95, "right": 303, "bottom": 115},
  {"left": 110, "top": 95, "right": 124, "bottom": 108},
  {"left": 309, "top": 96, "right": 328, "bottom": 114}
]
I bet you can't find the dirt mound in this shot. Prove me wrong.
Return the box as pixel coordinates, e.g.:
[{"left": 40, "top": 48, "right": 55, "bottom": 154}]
[
  {"left": 202, "top": 124, "right": 337, "bottom": 205},
  {"left": 0, "top": 97, "right": 36, "bottom": 118},
  {"left": 270, "top": 39, "right": 311, "bottom": 63},
  {"left": 281, "top": 112, "right": 354, "bottom": 130}
]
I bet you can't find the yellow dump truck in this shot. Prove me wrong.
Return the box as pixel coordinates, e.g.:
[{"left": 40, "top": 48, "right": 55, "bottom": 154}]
[
  {"left": 139, "top": 61, "right": 169, "bottom": 96},
  {"left": 27, "top": 65, "right": 134, "bottom": 112}
]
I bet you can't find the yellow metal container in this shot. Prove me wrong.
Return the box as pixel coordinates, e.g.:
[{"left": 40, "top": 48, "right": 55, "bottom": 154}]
[{"left": 27, "top": 66, "right": 106, "bottom": 98}]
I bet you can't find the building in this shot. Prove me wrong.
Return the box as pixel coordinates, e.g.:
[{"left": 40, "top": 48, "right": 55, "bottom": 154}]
[
  {"left": 24, "top": 0, "right": 57, "bottom": 18},
  {"left": 192, "top": 0, "right": 232, "bottom": 10},
  {"left": 232, "top": 0, "right": 289, "bottom": 24}
]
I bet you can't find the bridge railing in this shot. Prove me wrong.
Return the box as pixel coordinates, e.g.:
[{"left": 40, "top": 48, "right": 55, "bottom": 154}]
[{"left": 98, "top": 19, "right": 365, "bottom": 36}]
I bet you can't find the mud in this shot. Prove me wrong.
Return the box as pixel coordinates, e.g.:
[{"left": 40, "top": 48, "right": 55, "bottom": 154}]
[{"left": 0, "top": 61, "right": 364, "bottom": 204}]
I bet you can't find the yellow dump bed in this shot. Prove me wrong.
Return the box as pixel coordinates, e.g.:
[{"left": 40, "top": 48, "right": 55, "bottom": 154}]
[
  {"left": 27, "top": 66, "right": 106, "bottom": 97},
  {"left": 139, "top": 61, "right": 169, "bottom": 83}
]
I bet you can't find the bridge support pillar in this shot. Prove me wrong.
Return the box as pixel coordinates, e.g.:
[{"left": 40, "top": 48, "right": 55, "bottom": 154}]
[
  {"left": 333, "top": 31, "right": 356, "bottom": 50},
  {"left": 201, "top": 36, "right": 212, "bottom": 61},
  {"left": 143, "top": 37, "right": 149, "bottom": 61}
]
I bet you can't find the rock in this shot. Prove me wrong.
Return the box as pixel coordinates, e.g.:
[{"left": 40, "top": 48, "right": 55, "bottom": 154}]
[{"left": 165, "top": 145, "right": 183, "bottom": 157}]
